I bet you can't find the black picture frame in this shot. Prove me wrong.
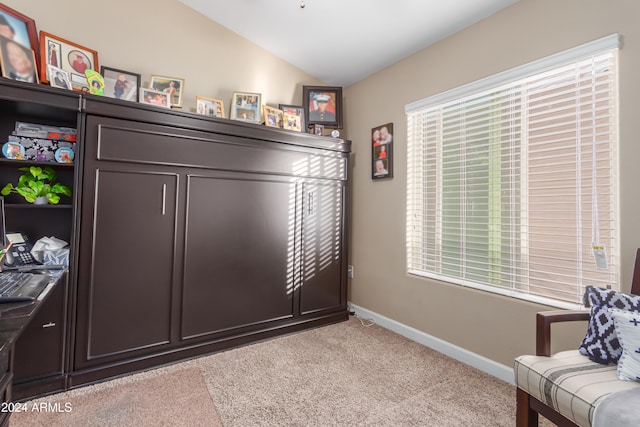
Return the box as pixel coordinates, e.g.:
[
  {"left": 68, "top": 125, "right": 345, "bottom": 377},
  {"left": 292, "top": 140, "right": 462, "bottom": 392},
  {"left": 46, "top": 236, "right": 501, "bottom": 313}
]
[
  {"left": 100, "top": 65, "right": 141, "bottom": 102},
  {"left": 302, "top": 85, "right": 343, "bottom": 129},
  {"left": 371, "top": 122, "right": 393, "bottom": 180}
]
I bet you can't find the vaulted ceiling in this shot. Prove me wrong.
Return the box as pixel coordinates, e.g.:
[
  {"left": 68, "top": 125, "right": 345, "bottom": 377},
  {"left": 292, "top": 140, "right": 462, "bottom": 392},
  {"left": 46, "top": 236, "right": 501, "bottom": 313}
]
[{"left": 179, "top": 0, "right": 520, "bottom": 86}]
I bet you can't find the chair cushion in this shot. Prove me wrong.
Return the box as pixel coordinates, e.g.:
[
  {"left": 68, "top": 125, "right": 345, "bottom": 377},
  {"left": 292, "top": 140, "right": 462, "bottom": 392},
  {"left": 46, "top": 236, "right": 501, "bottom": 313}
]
[
  {"left": 611, "top": 308, "right": 640, "bottom": 381},
  {"left": 578, "top": 286, "right": 640, "bottom": 364},
  {"left": 514, "top": 350, "right": 639, "bottom": 426}
]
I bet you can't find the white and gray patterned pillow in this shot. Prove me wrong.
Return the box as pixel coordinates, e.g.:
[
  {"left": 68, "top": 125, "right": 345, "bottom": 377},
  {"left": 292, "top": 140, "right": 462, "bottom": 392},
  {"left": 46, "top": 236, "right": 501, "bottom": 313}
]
[
  {"left": 610, "top": 308, "right": 640, "bottom": 381},
  {"left": 578, "top": 286, "right": 640, "bottom": 364}
]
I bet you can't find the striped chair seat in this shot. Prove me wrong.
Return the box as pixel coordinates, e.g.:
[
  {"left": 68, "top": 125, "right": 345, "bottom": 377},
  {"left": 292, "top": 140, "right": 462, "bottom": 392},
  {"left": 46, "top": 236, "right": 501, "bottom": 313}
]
[{"left": 514, "top": 350, "right": 640, "bottom": 426}]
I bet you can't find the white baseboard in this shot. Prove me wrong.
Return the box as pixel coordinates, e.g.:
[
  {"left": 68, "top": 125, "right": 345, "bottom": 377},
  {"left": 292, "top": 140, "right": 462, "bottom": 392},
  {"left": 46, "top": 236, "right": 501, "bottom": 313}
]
[{"left": 349, "top": 303, "right": 515, "bottom": 385}]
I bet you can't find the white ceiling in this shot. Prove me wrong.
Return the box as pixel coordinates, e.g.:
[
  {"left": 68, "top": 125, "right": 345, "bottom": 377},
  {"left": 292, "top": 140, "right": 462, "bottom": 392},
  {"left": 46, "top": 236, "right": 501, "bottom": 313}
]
[{"left": 179, "top": 0, "right": 519, "bottom": 87}]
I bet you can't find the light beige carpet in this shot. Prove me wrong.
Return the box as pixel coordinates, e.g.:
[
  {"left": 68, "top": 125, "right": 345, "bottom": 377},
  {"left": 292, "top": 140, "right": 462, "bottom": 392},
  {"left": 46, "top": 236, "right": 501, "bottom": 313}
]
[
  {"left": 10, "top": 368, "right": 222, "bottom": 427},
  {"left": 10, "top": 317, "right": 552, "bottom": 426}
]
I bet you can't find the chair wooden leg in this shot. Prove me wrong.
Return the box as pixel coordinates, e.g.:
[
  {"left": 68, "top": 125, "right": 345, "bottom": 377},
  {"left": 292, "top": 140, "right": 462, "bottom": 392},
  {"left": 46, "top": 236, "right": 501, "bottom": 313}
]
[{"left": 516, "top": 387, "right": 539, "bottom": 427}]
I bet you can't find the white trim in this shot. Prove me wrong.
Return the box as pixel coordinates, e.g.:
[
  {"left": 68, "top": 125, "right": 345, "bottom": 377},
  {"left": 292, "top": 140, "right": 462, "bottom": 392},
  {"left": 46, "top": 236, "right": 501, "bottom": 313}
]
[
  {"left": 349, "top": 303, "right": 515, "bottom": 385},
  {"left": 405, "top": 33, "right": 619, "bottom": 113}
]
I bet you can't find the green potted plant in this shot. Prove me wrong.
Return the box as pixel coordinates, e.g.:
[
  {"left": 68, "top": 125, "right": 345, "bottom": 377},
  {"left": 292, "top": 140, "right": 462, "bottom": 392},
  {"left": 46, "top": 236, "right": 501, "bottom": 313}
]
[{"left": 1, "top": 166, "right": 72, "bottom": 205}]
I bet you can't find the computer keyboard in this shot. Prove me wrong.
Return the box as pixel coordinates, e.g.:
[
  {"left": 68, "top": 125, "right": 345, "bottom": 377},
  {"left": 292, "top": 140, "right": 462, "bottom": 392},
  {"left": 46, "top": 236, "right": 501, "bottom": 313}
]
[{"left": 0, "top": 272, "right": 32, "bottom": 297}]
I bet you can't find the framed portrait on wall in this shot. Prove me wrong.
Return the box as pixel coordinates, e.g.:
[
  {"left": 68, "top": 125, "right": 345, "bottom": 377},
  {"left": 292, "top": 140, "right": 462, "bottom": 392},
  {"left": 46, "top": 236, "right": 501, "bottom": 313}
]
[
  {"left": 372, "top": 122, "right": 393, "bottom": 180},
  {"left": 303, "top": 85, "right": 343, "bottom": 130}
]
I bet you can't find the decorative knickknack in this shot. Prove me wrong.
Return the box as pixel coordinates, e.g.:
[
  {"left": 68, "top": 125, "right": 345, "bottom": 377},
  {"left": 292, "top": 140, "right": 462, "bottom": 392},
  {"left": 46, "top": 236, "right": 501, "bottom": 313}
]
[{"left": 1, "top": 166, "right": 72, "bottom": 205}]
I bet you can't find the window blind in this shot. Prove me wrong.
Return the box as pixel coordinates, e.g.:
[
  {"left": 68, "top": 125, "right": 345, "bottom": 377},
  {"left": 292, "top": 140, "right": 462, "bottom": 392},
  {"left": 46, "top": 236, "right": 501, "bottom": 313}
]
[{"left": 406, "top": 35, "right": 619, "bottom": 308}]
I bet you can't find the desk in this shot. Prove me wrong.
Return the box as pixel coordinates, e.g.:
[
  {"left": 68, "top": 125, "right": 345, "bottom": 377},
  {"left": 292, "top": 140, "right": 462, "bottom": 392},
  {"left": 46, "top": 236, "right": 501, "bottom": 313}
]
[{"left": 0, "top": 271, "right": 63, "bottom": 426}]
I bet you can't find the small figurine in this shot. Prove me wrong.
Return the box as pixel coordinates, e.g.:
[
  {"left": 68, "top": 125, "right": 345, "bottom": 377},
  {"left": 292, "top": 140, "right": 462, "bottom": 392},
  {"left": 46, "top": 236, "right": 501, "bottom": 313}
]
[{"left": 85, "top": 69, "right": 105, "bottom": 96}]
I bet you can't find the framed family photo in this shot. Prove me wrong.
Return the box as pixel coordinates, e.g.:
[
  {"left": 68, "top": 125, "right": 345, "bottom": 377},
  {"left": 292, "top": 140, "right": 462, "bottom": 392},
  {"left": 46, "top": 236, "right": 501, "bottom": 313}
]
[
  {"left": 101, "top": 66, "right": 140, "bottom": 101},
  {"left": 150, "top": 75, "right": 184, "bottom": 108},
  {"left": 140, "top": 88, "right": 170, "bottom": 108},
  {"left": 263, "top": 105, "right": 283, "bottom": 128},
  {"left": 279, "top": 104, "right": 305, "bottom": 130},
  {"left": 0, "top": 4, "right": 39, "bottom": 70},
  {"left": 47, "top": 64, "right": 71, "bottom": 90},
  {"left": 0, "top": 34, "right": 38, "bottom": 83},
  {"left": 371, "top": 122, "right": 393, "bottom": 180},
  {"left": 230, "top": 91, "right": 261, "bottom": 124},
  {"left": 39, "top": 31, "right": 98, "bottom": 90},
  {"left": 303, "top": 85, "right": 343, "bottom": 130},
  {"left": 196, "top": 96, "right": 225, "bottom": 118},
  {"left": 283, "top": 113, "right": 302, "bottom": 132}
]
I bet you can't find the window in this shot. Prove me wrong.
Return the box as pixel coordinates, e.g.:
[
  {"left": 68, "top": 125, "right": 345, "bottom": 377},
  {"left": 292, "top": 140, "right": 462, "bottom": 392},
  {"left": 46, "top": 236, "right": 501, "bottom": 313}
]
[{"left": 406, "top": 35, "right": 619, "bottom": 308}]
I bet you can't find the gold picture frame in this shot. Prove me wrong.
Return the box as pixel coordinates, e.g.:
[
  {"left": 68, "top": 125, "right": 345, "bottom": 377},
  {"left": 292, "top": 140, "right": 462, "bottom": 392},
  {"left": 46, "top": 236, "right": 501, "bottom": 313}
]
[
  {"left": 283, "top": 113, "right": 302, "bottom": 132},
  {"left": 196, "top": 96, "right": 225, "bottom": 118},
  {"left": 150, "top": 74, "right": 184, "bottom": 108},
  {"left": 263, "top": 105, "right": 283, "bottom": 128}
]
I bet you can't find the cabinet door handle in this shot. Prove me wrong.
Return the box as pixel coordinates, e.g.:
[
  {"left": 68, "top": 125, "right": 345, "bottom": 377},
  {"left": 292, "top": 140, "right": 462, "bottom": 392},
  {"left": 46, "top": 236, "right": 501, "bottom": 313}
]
[
  {"left": 42, "top": 322, "right": 55, "bottom": 328},
  {"left": 308, "top": 191, "right": 314, "bottom": 214},
  {"left": 161, "top": 184, "right": 167, "bottom": 215}
]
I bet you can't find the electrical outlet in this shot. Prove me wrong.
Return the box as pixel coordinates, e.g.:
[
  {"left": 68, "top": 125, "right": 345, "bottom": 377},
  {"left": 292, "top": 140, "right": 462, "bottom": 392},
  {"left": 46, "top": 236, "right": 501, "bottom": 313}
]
[{"left": 347, "top": 265, "right": 354, "bottom": 278}]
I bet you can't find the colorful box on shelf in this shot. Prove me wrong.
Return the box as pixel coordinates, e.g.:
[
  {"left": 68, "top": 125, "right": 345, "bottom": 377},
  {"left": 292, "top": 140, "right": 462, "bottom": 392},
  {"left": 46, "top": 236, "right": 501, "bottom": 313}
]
[
  {"left": 14, "top": 122, "right": 77, "bottom": 142},
  {"left": 5, "top": 136, "right": 76, "bottom": 163}
]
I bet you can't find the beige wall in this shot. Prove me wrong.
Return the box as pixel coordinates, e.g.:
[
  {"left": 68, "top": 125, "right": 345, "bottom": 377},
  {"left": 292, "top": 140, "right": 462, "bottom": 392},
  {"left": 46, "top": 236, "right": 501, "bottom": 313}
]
[
  {"left": 4, "top": 0, "right": 324, "bottom": 112},
  {"left": 343, "top": 0, "right": 640, "bottom": 366}
]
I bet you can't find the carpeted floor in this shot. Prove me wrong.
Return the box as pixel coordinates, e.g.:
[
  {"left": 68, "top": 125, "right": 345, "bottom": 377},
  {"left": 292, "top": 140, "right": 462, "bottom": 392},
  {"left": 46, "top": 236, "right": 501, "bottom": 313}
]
[
  {"left": 10, "top": 368, "right": 222, "bottom": 427},
  {"left": 10, "top": 317, "right": 552, "bottom": 426}
]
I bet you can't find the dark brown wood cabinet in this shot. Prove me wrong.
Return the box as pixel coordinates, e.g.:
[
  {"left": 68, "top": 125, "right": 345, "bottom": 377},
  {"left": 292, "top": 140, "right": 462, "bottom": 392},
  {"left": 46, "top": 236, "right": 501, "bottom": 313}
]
[
  {"left": 0, "top": 80, "right": 350, "bottom": 397},
  {"left": 74, "top": 168, "right": 178, "bottom": 368},
  {"left": 0, "top": 81, "right": 80, "bottom": 400},
  {"left": 300, "top": 180, "right": 346, "bottom": 315}
]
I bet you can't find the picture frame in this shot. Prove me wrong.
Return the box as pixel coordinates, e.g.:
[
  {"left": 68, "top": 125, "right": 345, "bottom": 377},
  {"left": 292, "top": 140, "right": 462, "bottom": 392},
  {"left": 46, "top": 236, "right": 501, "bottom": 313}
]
[
  {"left": 303, "top": 85, "right": 343, "bottom": 129},
  {"left": 0, "top": 3, "right": 40, "bottom": 71},
  {"left": 279, "top": 104, "right": 305, "bottom": 131},
  {"left": 371, "top": 122, "right": 393, "bottom": 180},
  {"left": 39, "top": 31, "right": 98, "bottom": 90},
  {"left": 101, "top": 66, "right": 140, "bottom": 102},
  {"left": 283, "top": 113, "right": 302, "bottom": 132},
  {"left": 0, "top": 34, "right": 38, "bottom": 83},
  {"left": 149, "top": 75, "right": 184, "bottom": 108},
  {"left": 230, "top": 91, "right": 262, "bottom": 124},
  {"left": 47, "top": 64, "right": 71, "bottom": 90},
  {"left": 196, "top": 96, "right": 225, "bottom": 118},
  {"left": 314, "top": 124, "right": 324, "bottom": 136},
  {"left": 139, "top": 88, "right": 170, "bottom": 108},
  {"left": 263, "top": 105, "right": 283, "bottom": 128}
]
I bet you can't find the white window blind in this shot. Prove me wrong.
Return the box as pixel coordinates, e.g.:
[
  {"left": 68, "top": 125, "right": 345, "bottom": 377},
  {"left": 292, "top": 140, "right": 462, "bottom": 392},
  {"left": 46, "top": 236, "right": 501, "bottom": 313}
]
[{"left": 406, "top": 35, "right": 619, "bottom": 308}]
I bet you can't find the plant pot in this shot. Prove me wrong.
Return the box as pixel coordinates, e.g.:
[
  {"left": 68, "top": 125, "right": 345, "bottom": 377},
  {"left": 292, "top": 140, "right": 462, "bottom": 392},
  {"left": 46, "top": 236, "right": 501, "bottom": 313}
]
[{"left": 34, "top": 196, "right": 48, "bottom": 205}]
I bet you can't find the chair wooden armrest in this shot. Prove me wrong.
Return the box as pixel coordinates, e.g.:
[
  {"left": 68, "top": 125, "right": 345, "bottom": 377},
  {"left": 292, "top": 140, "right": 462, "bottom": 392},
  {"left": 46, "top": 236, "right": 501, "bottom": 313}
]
[{"left": 536, "top": 310, "right": 590, "bottom": 356}]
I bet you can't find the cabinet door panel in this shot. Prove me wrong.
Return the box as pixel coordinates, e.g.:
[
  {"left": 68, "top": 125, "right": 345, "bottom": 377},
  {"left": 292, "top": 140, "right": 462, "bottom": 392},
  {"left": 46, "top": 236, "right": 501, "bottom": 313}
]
[
  {"left": 13, "top": 275, "right": 67, "bottom": 382},
  {"left": 300, "top": 181, "right": 345, "bottom": 314},
  {"left": 79, "top": 169, "right": 177, "bottom": 364},
  {"left": 181, "top": 175, "right": 296, "bottom": 338}
]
